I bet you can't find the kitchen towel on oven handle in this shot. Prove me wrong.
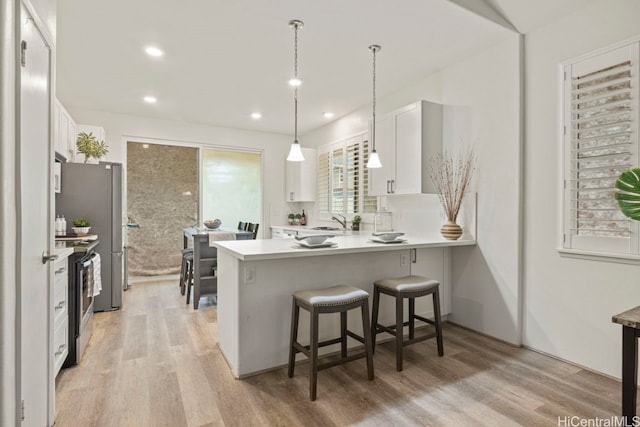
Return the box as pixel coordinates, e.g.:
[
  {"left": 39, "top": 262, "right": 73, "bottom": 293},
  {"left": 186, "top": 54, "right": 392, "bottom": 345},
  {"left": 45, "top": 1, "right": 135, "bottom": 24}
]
[{"left": 92, "top": 253, "right": 102, "bottom": 296}]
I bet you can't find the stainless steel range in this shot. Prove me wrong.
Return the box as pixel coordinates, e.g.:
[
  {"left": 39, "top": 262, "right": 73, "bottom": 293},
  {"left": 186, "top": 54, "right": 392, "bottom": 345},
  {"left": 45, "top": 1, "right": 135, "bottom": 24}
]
[{"left": 61, "top": 240, "right": 99, "bottom": 367}]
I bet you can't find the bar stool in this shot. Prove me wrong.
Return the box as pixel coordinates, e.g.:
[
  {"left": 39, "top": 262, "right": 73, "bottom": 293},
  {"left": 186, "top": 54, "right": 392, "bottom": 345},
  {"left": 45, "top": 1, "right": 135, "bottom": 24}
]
[
  {"left": 371, "top": 275, "right": 443, "bottom": 372},
  {"left": 288, "top": 285, "right": 374, "bottom": 401},
  {"left": 179, "top": 248, "right": 193, "bottom": 296}
]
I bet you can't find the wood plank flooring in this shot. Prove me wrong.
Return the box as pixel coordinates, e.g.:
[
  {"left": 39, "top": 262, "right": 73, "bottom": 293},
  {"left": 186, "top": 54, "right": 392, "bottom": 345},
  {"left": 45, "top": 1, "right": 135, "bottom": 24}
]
[{"left": 55, "top": 279, "right": 624, "bottom": 426}]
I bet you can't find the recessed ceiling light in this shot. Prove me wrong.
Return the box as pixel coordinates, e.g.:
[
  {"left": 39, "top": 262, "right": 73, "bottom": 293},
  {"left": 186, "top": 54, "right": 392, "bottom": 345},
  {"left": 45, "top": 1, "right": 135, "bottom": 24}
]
[
  {"left": 288, "top": 78, "right": 302, "bottom": 87},
  {"left": 251, "top": 112, "right": 262, "bottom": 119},
  {"left": 142, "top": 144, "right": 150, "bottom": 148},
  {"left": 323, "top": 112, "right": 334, "bottom": 119},
  {"left": 145, "top": 46, "right": 164, "bottom": 57},
  {"left": 143, "top": 96, "right": 157, "bottom": 103}
]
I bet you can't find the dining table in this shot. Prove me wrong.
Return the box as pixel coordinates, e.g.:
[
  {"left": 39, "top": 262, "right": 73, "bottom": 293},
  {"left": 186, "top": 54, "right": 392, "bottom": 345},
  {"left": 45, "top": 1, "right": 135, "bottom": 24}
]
[{"left": 183, "top": 227, "right": 253, "bottom": 308}]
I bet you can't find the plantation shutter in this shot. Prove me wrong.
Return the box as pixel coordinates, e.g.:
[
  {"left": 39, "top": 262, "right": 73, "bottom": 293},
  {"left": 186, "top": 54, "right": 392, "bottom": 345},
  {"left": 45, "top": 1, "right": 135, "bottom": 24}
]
[
  {"left": 316, "top": 134, "right": 378, "bottom": 218},
  {"left": 563, "top": 42, "right": 640, "bottom": 255},
  {"left": 362, "top": 138, "right": 377, "bottom": 213},
  {"left": 346, "top": 138, "right": 359, "bottom": 213},
  {"left": 317, "top": 148, "right": 330, "bottom": 214},
  {"left": 332, "top": 146, "right": 345, "bottom": 213}
]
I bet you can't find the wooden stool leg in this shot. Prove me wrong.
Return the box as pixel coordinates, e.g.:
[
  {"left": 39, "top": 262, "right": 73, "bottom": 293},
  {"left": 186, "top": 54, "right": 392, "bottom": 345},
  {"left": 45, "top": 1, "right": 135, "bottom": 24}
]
[
  {"left": 433, "top": 287, "right": 444, "bottom": 357},
  {"left": 288, "top": 299, "right": 300, "bottom": 378},
  {"left": 340, "top": 311, "right": 348, "bottom": 358},
  {"left": 395, "top": 294, "right": 404, "bottom": 372},
  {"left": 361, "top": 301, "right": 374, "bottom": 381},
  {"left": 409, "top": 297, "right": 415, "bottom": 340},
  {"left": 310, "top": 308, "right": 319, "bottom": 401},
  {"left": 371, "top": 286, "right": 380, "bottom": 354}
]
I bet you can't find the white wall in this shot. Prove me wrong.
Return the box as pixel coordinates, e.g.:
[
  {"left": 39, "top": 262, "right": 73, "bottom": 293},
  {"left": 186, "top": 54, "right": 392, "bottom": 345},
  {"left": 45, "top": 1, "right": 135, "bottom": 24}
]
[
  {"left": 67, "top": 108, "right": 291, "bottom": 235},
  {"left": 304, "top": 34, "right": 523, "bottom": 344},
  {"left": 524, "top": 0, "right": 640, "bottom": 377}
]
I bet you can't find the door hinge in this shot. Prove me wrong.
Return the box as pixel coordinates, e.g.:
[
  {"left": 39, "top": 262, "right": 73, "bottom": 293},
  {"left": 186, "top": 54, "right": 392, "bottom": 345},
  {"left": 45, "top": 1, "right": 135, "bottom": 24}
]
[
  {"left": 21, "top": 399, "right": 25, "bottom": 421},
  {"left": 20, "top": 41, "right": 27, "bottom": 67}
]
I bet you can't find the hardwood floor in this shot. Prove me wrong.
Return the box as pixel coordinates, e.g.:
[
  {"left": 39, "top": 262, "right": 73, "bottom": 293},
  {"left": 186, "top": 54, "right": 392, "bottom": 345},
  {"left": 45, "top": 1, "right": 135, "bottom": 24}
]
[{"left": 56, "top": 280, "right": 623, "bottom": 426}]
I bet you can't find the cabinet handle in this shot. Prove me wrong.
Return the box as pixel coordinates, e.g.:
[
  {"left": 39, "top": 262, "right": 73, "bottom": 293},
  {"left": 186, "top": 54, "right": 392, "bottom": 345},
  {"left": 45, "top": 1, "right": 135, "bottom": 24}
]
[
  {"left": 55, "top": 301, "right": 65, "bottom": 310},
  {"left": 390, "top": 180, "right": 395, "bottom": 194},
  {"left": 290, "top": 192, "right": 295, "bottom": 201},
  {"left": 54, "top": 344, "right": 67, "bottom": 356},
  {"left": 386, "top": 180, "right": 390, "bottom": 194},
  {"left": 411, "top": 248, "right": 417, "bottom": 263},
  {"left": 55, "top": 267, "right": 66, "bottom": 274}
]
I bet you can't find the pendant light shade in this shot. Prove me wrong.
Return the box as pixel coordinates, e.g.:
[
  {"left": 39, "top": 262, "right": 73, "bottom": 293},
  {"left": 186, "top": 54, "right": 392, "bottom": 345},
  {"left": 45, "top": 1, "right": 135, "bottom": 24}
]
[
  {"left": 367, "top": 44, "right": 382, "bottom": 169},
  {"left": 287, "top": 19, "right": 305, "bottom": 162}
]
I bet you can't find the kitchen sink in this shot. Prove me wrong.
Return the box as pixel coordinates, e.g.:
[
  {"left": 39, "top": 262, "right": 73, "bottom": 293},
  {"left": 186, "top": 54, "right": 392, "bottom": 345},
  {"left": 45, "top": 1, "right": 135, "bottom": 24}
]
[{"left": 312, "top": 226, "right": 340, "bottom": 231}]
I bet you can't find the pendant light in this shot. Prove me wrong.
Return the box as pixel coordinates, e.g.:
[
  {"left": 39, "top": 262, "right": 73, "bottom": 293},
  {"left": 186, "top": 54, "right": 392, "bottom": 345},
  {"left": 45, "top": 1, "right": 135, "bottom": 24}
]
[
  {"left": 286, "top": 19, "right": 305, "bottom": 162},
  {"left": 367, "top": 45, "right": 382, "bottom": 169}
]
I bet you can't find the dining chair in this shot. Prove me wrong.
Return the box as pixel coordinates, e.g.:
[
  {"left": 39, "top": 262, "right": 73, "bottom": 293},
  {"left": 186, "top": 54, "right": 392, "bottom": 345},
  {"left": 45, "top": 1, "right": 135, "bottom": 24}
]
[
  {"left": 246, "top": 223, "right": 259, "bottom": 239},
  {"left": 238, "top": 221, "right": 246, "bottom": 231}
]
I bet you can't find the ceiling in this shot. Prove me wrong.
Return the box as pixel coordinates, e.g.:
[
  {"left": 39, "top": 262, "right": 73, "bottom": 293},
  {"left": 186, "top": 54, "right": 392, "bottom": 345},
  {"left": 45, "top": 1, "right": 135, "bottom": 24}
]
[{"left": 56, "top": 0, "right": 596, "bottom": 136}]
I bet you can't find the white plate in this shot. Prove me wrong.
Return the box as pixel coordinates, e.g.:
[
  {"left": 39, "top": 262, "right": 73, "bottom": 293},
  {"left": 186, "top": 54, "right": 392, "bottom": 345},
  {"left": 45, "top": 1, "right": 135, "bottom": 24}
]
[
  {"left": 293, "top": 241, "right": 338, "bottom": 249},
  {"left": 369, "top": 238, "right": 407, "bottom": 244}
]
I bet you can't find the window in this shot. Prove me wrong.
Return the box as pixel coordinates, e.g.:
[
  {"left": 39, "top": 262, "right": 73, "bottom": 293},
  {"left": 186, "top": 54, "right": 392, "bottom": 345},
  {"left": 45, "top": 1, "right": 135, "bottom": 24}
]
[
  {"left": 317, "top": 134, "right": 377, "bottom": 218},
  {"left": 562, "top": 40, "right": 640, "bottom": 257}
]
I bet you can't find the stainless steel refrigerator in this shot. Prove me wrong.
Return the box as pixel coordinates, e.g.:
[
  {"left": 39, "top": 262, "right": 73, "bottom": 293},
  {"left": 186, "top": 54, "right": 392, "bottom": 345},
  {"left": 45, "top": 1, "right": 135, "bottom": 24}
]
[{"left": 56, "top": 162, "right": 124, "bottom": 311}]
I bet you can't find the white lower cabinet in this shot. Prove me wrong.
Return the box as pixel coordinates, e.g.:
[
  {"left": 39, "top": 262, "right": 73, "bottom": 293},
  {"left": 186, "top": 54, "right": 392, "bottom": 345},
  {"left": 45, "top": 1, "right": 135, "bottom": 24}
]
[
  {"left": 409, "top": 247, "right": 451, "bottom": 316},
  {"left": 52, "top": 255, "right": 69, "bottom": 377}
]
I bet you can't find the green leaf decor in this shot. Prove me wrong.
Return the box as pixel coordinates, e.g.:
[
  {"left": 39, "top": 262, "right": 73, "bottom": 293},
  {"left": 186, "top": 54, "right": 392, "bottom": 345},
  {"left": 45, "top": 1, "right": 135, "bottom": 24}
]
[{"left": 615, "top": 167, "right": 640, "bottom": 221}]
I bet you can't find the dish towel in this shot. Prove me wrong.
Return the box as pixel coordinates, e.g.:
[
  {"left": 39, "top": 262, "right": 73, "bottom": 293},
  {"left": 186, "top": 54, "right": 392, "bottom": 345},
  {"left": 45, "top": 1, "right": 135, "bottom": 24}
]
[
  {"left": 92, "top": 253, "right": 102, "bottom": 297},
  {"left": 208, "top": 231, "right": 236, "bottom": 246}
]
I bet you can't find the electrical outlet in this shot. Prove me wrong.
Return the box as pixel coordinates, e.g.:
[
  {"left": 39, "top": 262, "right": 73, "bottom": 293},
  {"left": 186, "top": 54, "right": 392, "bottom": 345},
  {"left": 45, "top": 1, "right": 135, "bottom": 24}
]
[
  {"left": 244, "top": 266, "right": 256, "bottom": 284},
  {"left": 400, "top": 253, "right": 408, "bottom": 267}
]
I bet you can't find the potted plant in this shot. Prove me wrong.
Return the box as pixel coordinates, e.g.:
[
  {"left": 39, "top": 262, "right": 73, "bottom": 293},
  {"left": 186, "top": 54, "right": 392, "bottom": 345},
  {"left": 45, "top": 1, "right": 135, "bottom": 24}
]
[
  {"left": 72, "top": 217, "right": 91, "bottom": 236},
  {"left": 294, "top": 213, "right": 301, "bottom": 225},
  {"left": 76, "top": 132, "right": 108, "bottom": 163},
  {"left": 352, "top": 215, "right": 362, "bottom": 231},
  {"left": 288, "top": 213, "right": 295, "bottom": 225},
  {"left": 430, "top": 147, "right": 476, "bottom": 240},
  {"left": 615, "top": 167, "right": 640, "bottom": 220}
]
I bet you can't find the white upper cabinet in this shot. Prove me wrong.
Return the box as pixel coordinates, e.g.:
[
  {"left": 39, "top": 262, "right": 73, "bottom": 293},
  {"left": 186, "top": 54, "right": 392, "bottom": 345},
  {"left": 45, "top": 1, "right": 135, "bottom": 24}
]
[
  {"left": 285, "top": 147, "right": 317, "bottom": 202},
  {"left": 369, "top": 100, "right": 443, "bottom": 196},
  {"left": 54, "top": 99, "right": 77, "bottom": 162}
]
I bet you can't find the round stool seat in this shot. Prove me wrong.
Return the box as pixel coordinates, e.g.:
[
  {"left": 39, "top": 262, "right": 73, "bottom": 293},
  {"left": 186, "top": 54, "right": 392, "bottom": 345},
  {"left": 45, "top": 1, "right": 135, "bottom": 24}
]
[
  {"left": 374, "top": 275, "right": 439, "bottom": 293},
  {"left": 182, "top": 248, "right": 194, "bottom": 255},
  {"left": 183, "top": 252, "right": 193, "bottom": 261},
  {"left": 293, "top": 285, "right": 369, "bottom": 307}
]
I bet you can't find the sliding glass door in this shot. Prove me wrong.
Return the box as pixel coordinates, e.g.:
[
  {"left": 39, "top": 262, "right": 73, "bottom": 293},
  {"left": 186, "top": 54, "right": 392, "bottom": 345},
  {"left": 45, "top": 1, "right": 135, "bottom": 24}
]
[{"left": 201, "top": 149, "right": 262, "bottom": 234}]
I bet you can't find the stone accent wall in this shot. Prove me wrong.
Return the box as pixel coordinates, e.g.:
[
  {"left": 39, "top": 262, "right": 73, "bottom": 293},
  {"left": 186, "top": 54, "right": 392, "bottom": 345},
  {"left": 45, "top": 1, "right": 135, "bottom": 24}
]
[{"left": 127, "top": 142, "right": 198, "bottom": 276}]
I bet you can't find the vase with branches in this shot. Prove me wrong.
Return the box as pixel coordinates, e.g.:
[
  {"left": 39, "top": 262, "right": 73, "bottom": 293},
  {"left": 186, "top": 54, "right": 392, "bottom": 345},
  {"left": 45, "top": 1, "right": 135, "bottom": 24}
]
[{"left": 430, "top": 147, "right": 476, "bottom": 240}]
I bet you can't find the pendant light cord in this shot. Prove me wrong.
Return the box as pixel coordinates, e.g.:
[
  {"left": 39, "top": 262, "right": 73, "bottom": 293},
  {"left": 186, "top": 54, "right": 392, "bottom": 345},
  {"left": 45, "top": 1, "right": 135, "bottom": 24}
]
[
  {"left": 294, "top": 22, "right": 299, "bottom": 143},
  {"left": 372, "top": 46, "right": 377, "bottom": 151}
]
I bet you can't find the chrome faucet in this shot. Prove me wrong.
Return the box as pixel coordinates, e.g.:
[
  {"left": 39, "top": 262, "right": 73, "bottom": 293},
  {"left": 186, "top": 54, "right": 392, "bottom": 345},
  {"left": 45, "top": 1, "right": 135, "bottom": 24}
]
[{"left": 331, "top": 214, "right": 347, "bottom": 230}]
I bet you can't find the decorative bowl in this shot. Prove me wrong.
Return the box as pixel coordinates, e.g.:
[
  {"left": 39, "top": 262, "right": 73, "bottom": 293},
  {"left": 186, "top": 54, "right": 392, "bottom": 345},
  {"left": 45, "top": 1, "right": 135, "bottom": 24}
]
[
  {"left": 371, "top": 232, "right": 404, "bottom": 241},
  {"left": 204, "top": 219, "right": 222, "bottom": 230},
  {"left": 295, "top": 234, "right": 334, "bottom": 245},
  {"left": 72, "top": 226, "right": 91, "bottom": 236}
]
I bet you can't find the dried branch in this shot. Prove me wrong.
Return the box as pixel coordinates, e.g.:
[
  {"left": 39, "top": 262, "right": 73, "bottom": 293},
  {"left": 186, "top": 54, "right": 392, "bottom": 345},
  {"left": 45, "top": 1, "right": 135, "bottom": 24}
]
[{"left": 429, "top": 147, "right": 476, "bottom": 222}]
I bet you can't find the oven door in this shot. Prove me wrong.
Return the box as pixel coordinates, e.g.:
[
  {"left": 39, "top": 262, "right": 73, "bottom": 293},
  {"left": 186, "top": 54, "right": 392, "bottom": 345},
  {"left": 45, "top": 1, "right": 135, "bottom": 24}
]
[{"left": 79, "top": 253, "right": 95, "bottom": 323}]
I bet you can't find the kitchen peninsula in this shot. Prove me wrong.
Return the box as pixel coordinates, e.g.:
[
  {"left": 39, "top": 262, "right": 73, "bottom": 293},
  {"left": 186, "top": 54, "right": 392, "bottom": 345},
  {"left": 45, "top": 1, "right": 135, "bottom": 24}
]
[{"left": 211, "top": 234, "right": 475, "bottom": 378}]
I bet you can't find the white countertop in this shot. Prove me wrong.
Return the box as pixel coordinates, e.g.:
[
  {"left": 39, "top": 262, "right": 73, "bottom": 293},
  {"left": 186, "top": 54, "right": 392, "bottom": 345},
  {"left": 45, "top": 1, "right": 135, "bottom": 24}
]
[{"left": 212, "top": 234, "right": 475, "bottom": 261}]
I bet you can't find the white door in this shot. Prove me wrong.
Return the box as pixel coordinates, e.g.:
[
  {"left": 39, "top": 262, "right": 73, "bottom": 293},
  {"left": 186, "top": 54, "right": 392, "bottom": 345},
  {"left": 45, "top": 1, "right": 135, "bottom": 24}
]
[{"left": 20, "top": 5, "right": 52, "bottom": 425}]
